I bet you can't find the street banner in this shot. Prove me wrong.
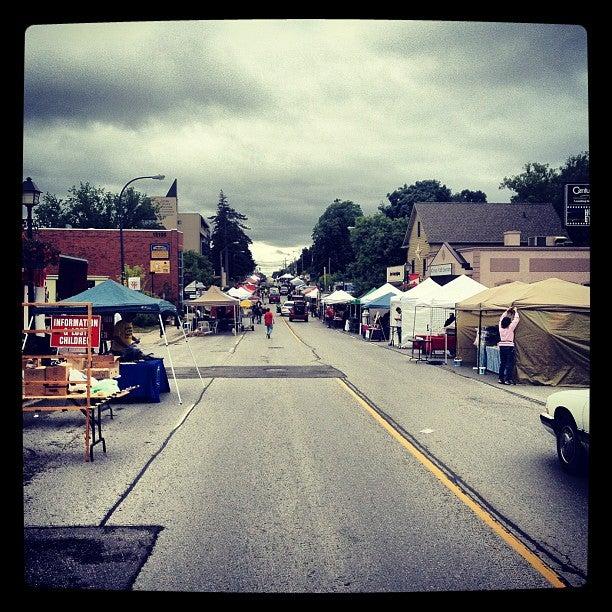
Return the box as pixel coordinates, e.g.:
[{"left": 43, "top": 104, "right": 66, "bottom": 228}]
[
  {"left": 50, "top": 315, "right": 101, "bottom": 348},
  {"left": 128, "top": 276, "right": 141, "bottom": 290},
  {"left": 407, "top": 273, "right": 420, "bottom": 288}
]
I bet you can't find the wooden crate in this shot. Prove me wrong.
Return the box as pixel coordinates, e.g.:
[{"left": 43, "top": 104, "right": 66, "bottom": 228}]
[
  {"left": 23, "top": 382, "right": 46, "bottom": 396},
  {"left": 44, "top": 384, "right": 69, "bottom": 396},
  {"left": 23, "top": 366, "right": 46, "bottom": 382},
  {"left": 45, "top": 365, "right": 70, "bottom": 383},
  {"left": 92, "top": 355, "right": 119, "bottom": 368}
]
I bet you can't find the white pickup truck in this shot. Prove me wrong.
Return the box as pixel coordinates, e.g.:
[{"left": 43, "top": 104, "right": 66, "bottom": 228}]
[{"left": 540, "top": 389, "right": 589, "bottom": 474}]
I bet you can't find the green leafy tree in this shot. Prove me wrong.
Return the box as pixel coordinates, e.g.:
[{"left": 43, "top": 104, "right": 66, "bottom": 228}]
[
  {"left": 183, "top": 250, "right": 215, "bottom": 287},
  {"left": 380, "top": 179, "right": 488, "bottom": 219},
  {"left": 500, "top": 151, "right": 589, "bottom": 245},
  {"left": 33, "top": 182, "right": 163, "bottom": 229},
  {"left": 311, "top": 199, "right": 363, "bottom": 277},
  {"left": 346, "top": 214, "right": 407, "bottom": 297},
  {"left": 379, "top": 180, "right": 453, "bottom": 219},
  {"left": 209, "top": 191, "right": 256, "bottom": 283},
  {"left": 450, "top": 189, "right": 488, "bottom": 202}
]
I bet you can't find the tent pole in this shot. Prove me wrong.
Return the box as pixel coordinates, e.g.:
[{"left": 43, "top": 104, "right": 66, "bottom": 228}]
[
  {"left": 22, "top": 316, "right": 34, "bottom": 351},
  {"left": 477, "top": 310, "right": 482, "bottom": 371},
  {"left": 159, "top": 314, "right": 182, "bottom": 405},
  {"left": 180, "top": 322, "right": 205, "bottom": 389}
]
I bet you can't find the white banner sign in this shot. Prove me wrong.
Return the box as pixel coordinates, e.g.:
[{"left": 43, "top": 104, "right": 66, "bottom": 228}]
[{"left": 128, "top": 276, "right": 141, "bottom": 290}]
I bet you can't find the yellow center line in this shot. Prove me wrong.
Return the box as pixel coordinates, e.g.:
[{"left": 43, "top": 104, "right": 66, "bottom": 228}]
[{"left": 334, "top": 378, "right": 566, "bottom": 589}]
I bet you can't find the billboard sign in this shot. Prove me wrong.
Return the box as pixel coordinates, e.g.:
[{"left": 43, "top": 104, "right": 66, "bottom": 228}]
[
  {"left": 565, "top": 183, "right": 590, "bottom": 226},
  {"left": 50, "top": 315, "right": 101, "bottom": 348}
]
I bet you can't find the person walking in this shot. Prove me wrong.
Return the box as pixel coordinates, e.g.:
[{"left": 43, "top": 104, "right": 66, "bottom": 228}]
[
  {"left": 390, "top": 306, "right": 402, "bottom": 346},
  {"left": 264, "top": 307, "right": 274, "bottom": 339},
  {"left": 255, "top": 301, "right": 263, "bottom": 324},
  {"left": 498, "top": 306, "right": 520, "bottom": 384},
  {"left": 325, "top": 305, "right": 334, "bottom": 328}
]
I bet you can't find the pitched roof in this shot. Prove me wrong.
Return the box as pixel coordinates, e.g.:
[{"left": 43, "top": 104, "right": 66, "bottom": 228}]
[{"left": 402, "top": 202, "right": 569, "bottom": 247}]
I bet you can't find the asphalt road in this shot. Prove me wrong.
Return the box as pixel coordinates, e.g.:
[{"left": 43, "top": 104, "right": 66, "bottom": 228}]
[{"left": 22, "top": 305, "right": 589, "bottom": 592}]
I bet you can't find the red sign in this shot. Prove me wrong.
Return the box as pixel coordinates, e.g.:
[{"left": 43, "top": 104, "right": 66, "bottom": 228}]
[
  {"left": 407, "top": 274, "right": 420, "bottom": 288},
  {"left": 50, "top": 315, "right": 101, "bottom": 348}
]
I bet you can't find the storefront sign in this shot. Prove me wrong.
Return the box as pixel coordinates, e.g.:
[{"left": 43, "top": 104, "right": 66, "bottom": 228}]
[
  {"left": 387, "top": 265, "right": 405, "bottom": 284},
  {"left": 150, "top": 260, "right": 171, "bottom": 273},
  {"left": 151, "top": 243, "right": 170, "bottom": 259},
  {"left": 429, "top": 263, "right": 452, "bottom": 276},
  {"left": 565, "top": 183, "right": 590, "bottom": 226},
  {"left": 128, "top": 276, "right": 141, "bottom": 290},
  {"left": 50, "top": 315, "right": 101, "bottom": 348}
]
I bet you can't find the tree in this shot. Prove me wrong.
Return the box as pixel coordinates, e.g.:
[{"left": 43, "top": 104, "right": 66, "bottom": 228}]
[
  {"left": 379, "top": 180, "right": 453, "bottom": 219},
  {"left": 379, "top": 179, "right": 489, "bottom": 219},
  {"left": 500, "top": 151, "right": 589, "bottom": 245},
  {"left": 33, "top": 182, "right": 163, "bottom": 229},
  {"left": 209, "top": 191, "right": 256, "bottom": 283},
  {"left": 345, "top": 214, "right": 407, "bottom": 297},
  {"left": 311, "top": 199, "right": 363, "bottom": 277},
  {"left": 183, "top": 250, "right": 215, "bottom": 287},
  {"left": 450, "top": 189, "right": 488, "bottom": 202}
]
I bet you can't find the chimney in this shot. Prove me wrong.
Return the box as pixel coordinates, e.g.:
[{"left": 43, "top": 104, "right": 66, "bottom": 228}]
[{"left": 503, "top": 230, "right": 521, "bottom": 246}]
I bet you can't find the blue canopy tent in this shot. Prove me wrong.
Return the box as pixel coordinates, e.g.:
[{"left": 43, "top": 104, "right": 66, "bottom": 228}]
[
  {"left": 29, "top": 280, "right": 205, "bottom": 403},
  {"left": 364, "top": 292, "right": 396, "bottom": 309}
]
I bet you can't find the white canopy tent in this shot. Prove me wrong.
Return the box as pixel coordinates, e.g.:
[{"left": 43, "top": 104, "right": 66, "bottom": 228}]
[
  {"left": 412, "top": 275, "right": 488, "bottom": 339},
  {"left": 396, "top": 278, "right": 442, "bottom": 345},
  {"left": 304, "top": 288, "right": 320, "bottom": 299},
  {"left": 227, "top": 286, "right": 253, "bottom": 299},
  {"left": 321, "top": 289, "right": 354, "bottom": 305},
  {"left": 279, "top": 273, "right": 294, "bottom": 280}
]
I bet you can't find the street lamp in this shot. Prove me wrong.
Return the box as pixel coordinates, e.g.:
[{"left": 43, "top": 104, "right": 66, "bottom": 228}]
[
  {"left": 22, "top": 177, "right": 42, "bottom": 303},
  {"left": 118, "top": 175, "right": 165, "bottom": 284}
]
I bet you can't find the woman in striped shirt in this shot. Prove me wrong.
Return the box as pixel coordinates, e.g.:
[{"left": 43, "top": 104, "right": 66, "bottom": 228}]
[{"left": 498, "top": 307, "right": 520, "bottom": 385}]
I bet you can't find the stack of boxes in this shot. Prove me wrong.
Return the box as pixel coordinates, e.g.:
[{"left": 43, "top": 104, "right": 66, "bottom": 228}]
[{"left": 22, "top": 355, "right": 120, "bottom": 397}]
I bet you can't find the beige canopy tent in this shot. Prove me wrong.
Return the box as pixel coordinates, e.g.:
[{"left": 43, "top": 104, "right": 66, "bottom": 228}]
[
  {"left": 186, "top": 285, "right": 240, "bottom": 334},
  {"left": 456, "top": 278, "right": 589, "bottom": 386}
]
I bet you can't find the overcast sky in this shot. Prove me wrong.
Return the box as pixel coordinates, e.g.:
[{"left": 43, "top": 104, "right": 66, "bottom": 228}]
[{"left": 23, "top": 19, "right": 589, "bottom": 273}]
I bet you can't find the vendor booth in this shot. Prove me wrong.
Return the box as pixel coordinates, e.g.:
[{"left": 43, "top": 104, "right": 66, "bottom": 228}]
[
  {"left": 456, "top": 278, "right": 590, "bottom": 386},
  {"left": 360, "top": 292, "right": 396, "bottom": 341},
  {"left": 29, "top": 279, "right": 206, "bottom": 405},
  {"left": 395, "top": 278, "right": 442, "bottom": 347},
  {"left": 187, "top": 285, "right": 240, "bottom": 334},
  {"left": 322, "top": 289, "right": 354, "bottom": 328}
]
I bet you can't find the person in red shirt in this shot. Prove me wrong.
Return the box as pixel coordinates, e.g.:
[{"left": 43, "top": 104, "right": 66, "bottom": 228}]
[
  {"left": 263, "top": 308, "right": 274, "bottom": 339},
  {"left": 325, "top": 305, "right": 335, "bottom": 328}
]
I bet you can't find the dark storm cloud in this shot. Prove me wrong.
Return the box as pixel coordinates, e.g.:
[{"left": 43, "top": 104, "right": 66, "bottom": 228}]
[
  {"left": 24, "top": 24, "right": 271, "bottom": 128},
  {"left": 23, "top": 20, "right": 588, "bottom": 271},
  {"left": 369, "top": 22, "right": 587, "bottom": 91}
]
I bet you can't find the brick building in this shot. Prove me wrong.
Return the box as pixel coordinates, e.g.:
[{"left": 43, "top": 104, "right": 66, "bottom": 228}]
[{"left": 38, "top": 228, "right": 184, "bottom": 305}]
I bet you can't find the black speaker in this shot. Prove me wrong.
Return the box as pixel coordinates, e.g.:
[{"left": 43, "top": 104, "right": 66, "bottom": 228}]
[{"left": 56, "top": 255, "right": 88, "bottom": 300}]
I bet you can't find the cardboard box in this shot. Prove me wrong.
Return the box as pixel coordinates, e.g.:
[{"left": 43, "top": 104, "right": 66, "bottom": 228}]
[
  {"left": 23, "top": 382, "right": 46, "bottom": 396},
  {"left": 23, "top": 366, "right": 46, "bottom": 382},
  {"left": 64, "top": 356, "right": 87, "bottom": 370},
  {"left": 92, "top": 355, "right": 119, "bottom": 367},
  {"left": 90, "top": 368, "right": 111, "bottom": 380},
  {"left": 44, "top": 384, "right": 68, "bottom": 396},
  {"left": 45, "top": 365, "right": 70, "bottom": 383}
]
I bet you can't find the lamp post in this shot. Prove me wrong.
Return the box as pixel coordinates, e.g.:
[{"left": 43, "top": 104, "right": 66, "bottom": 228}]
[
  {"left": 22, "top": 177, "right": 41, "bottom": 304},
  {"left": 118, "top": 174, "right": 165, "bottom": 285},
  {"left": 220, "top": 241, "right": 240, "bottom": 287}
]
